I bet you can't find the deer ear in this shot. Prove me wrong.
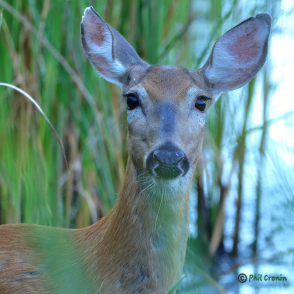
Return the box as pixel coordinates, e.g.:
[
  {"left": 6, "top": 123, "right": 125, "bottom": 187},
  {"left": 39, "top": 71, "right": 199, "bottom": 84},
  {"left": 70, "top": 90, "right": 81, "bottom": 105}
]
[
  {"left": 81, "top": 7, "right": 147, "bottom": 87},
  {"left": 202, "top": 13, "right": 271, "bottom": 96}
]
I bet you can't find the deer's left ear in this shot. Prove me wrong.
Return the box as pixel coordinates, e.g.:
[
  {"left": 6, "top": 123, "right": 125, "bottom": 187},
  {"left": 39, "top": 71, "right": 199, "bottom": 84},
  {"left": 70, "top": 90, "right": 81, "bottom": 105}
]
[{"left": 202, "top": 13, "right": 271, "bottom": 96}]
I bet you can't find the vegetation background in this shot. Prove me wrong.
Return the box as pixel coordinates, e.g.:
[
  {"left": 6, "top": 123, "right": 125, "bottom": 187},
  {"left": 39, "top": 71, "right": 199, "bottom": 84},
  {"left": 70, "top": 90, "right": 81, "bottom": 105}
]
[{"left": 0, "top": 0, "right": 293, "bottom": 293}]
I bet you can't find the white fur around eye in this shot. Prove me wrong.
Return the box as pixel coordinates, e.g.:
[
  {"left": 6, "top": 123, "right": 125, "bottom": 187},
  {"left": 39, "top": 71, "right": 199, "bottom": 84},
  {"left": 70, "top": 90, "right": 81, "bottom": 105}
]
[
  {"left": 126, "top": 86, "right": 149, "bottom": 126},
  {"left": 127, "top": 107, "right": 142, "bottom": 124}
]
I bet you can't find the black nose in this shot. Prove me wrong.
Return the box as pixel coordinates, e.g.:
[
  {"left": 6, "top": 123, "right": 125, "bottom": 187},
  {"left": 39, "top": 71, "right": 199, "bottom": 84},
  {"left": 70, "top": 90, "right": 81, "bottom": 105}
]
[
  {"left": 146, "top": 142, "right": 189, "bottom": 180},
  {"left": 153, "top": 149, "right": 184, "bottom": 165}
]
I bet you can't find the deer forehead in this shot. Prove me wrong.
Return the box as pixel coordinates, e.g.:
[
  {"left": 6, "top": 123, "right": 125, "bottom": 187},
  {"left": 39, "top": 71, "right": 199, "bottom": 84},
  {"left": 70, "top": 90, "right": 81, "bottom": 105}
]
[{"left": 127, "top": 65, "right": 211, "bottom": 102}]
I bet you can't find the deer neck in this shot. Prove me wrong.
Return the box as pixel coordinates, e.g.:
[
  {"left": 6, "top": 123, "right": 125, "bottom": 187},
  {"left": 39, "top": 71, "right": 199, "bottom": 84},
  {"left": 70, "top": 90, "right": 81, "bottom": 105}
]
[{"left": 96, "top": 157, "right": 191, "bottom": 292}]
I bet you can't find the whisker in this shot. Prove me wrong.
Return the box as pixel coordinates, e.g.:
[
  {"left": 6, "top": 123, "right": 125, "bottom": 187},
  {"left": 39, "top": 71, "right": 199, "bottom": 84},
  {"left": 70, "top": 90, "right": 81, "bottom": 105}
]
[
  {"left": 138, "top": 182, "right": 154, "bottom": 197},
  {"left": 154, "top": 192, "right": 164, "bottom": 231}
]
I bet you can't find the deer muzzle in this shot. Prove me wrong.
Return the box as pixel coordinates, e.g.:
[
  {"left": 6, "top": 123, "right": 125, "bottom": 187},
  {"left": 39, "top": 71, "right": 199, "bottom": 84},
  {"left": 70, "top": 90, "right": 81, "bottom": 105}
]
[{"left": 146, "top": 141, "right": 189, "bottom": 180}]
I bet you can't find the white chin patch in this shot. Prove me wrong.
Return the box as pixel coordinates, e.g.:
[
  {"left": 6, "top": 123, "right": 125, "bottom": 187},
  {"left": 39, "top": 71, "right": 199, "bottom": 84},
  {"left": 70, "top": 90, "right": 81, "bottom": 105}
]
[{"left": 151, "top": 172, "right": 191, "bottom": 197}]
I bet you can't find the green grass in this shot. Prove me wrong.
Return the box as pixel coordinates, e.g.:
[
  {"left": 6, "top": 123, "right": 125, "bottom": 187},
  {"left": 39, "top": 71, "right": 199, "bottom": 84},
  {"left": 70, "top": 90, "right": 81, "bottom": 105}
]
[{"left": 0, "top": 9, "right": 3, "bottom": 30}]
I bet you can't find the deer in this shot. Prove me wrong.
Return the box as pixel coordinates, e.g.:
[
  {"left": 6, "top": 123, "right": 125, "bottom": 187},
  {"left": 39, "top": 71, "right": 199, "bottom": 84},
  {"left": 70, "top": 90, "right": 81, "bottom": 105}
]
[{"left": 0, "top": 7, "right": 271, "bottom": 294}]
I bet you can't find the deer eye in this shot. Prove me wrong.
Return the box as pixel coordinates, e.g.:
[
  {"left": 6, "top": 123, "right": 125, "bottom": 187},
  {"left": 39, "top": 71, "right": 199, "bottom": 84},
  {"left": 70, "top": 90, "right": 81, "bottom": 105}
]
[
  {"left": 125, "top": 93, "right": 139, "bottom": 110},
  {"left": 195, "top": 96, "right": 209, "bottom": 111}
]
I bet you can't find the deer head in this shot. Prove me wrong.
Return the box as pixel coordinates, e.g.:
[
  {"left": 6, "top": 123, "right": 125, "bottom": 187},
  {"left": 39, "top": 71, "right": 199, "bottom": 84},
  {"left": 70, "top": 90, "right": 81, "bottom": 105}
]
[{"left": 81, "top": 7, "right": 271, "bottom": 189}]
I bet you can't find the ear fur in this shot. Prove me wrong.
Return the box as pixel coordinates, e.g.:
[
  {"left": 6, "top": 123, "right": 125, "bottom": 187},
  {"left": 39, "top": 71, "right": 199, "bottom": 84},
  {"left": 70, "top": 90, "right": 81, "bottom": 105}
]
[
  {"left": 202, "top": 13, "right": 271, "bottom": 96},
  {"left": 81, "top": 7, "right": 148, "bottom": 87}
]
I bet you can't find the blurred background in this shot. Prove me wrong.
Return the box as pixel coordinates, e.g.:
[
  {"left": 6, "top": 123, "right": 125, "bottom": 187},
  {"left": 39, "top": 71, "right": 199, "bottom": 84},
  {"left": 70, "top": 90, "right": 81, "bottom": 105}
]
[{"left": 0, "top": 0, "right": 293, "bottom": 293}]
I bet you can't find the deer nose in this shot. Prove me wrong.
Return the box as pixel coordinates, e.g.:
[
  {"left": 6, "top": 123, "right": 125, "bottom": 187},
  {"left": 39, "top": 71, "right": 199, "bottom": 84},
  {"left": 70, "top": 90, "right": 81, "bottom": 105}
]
[
  {"left": 146, "top": 142, "right": 189, "bottom": 180},
  {"left": 153, "top": 149, "right": 184, "bottom": 165}
]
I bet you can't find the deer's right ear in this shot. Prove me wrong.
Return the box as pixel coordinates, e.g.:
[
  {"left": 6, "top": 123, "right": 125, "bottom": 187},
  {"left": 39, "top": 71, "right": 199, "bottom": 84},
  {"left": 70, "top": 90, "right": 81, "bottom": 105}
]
[{"left": 81, "top": 7, "right": 147, "bottom": 87}]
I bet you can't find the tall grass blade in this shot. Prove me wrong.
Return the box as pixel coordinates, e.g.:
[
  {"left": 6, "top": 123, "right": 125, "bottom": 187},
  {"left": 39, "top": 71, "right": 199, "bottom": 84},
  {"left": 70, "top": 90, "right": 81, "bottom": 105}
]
[
  {"left": 0, "top": 83, "right": 68, "bottom": 171},
  {"left": 165, "top": 276, "right": 186, "bottom": 294},
  {"left": 0, "top": 9, "right": 3, "bottom": 31}
]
